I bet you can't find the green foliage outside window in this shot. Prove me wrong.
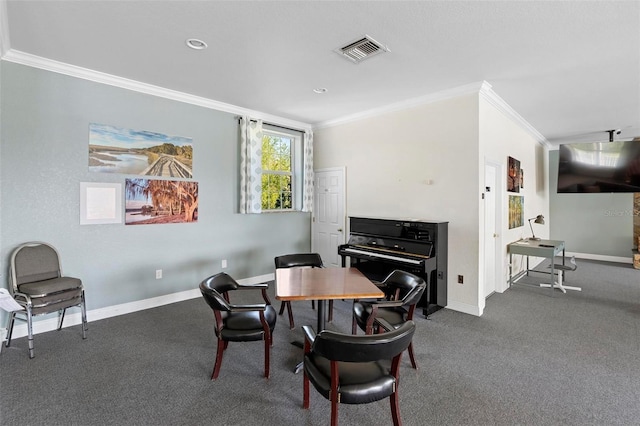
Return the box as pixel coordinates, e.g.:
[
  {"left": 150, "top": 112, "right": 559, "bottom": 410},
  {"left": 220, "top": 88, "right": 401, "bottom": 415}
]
[{"left": 262, "top": 134, "right": 292, "bottom": 210}]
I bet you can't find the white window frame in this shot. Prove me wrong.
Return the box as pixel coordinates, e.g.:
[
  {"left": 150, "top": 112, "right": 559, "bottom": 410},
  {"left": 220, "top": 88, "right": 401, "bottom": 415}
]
[{"left": 261, "top": 125, "right": 303, "bottom": 212}]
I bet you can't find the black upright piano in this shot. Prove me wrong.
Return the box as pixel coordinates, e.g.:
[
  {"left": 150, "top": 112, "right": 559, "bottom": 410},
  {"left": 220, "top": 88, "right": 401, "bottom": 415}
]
[{"left": 338, "top": 216, "right": 448, "bottom": 316}]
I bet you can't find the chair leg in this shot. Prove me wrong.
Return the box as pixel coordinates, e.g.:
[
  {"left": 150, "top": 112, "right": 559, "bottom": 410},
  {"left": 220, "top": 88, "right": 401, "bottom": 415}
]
[
  {"left": 328, "top": 300, "right": 334, "bottom": 323},
  {"left": 57, "top": 308, "right": 66, "bottom": 330},
  {"left": 286, "top": 302, "right": 295, "bottom": 329},
  {"left": 303, "top": 371, "right": 310, "bottom": 408},
  {"left": 278, "top": 301, "right": 295, "bottom": 329},
  {"left": 408, "top": 342, "right": 418, "bottom": 369},
  {"left": 26, "top": 307, "right": 34, "bottom": 359},
  {"left": 211, "top": 338, "right": 226, "bottom": 380},
  {"left": 5, "top": 313, "right": 16, "bottom": 347},
  {"left": 264, "top": 332, "right": 271, "bottom": 379},
  {"left": 390, "top": 389, "right": 402, "bottom": 426},
  {"left": 331, "top": 393, "right": 339, "bottom": 426},
  {"left": 81, "top": 292, "right": 88, "bottom": 339}
]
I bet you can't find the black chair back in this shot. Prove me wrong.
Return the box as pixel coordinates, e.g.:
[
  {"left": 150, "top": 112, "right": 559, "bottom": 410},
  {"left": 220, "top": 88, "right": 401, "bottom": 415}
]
[
  {"left": 199, "top": 273, "right": 238, "bottom": 311},
  {"left": 274, "top": 253, "right": 323, "bottom": 269},
  {"left": 383, "top": 269, "right": 426, "bottom": 305},
  {"left": 313, "top": 320, "right": 415, "bottom": 362}
]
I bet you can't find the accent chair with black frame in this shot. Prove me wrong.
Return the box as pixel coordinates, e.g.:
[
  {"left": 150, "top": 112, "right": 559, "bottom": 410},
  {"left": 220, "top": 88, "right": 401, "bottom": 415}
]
[
  {"left": 274, "top": 253, "right": 333, "bottom": 329},
  {"left": 5, "top": 241, "right": 87, "bottom": 359},
  {"left": 199, "top": 272, "right": 277, "bottom": 380},
  {"left": 352, "top": 269, "right": 426, "bottom": 369},
  {"left": 302, "top": 319, "right": 416, "bottom": 426}
]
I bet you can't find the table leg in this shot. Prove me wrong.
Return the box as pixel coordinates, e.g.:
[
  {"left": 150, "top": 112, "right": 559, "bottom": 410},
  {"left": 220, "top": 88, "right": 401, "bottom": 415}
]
[
  {"left": 293, "top": 299, "right": 327, "bottom": 375},
  {"left": 509, "top": 252, "right": 513, "bottom": 287},
  {"left": 316, "top": 299, "right": 326, "bottom": 332}
]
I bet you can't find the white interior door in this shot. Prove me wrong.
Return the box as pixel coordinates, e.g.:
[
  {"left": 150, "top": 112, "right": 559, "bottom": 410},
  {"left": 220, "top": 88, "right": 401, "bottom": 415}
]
[
  {"left": 312, "top": 168, "right": 345, "bottom": 267},
  {"left": 484, "top": 163, "right": 499, "bottom": 298}
]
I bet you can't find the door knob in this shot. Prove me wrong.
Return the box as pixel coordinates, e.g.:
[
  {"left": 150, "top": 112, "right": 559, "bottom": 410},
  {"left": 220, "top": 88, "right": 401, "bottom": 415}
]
[{"left": 337, "top": 228, "right": 343, "bottom": 232}]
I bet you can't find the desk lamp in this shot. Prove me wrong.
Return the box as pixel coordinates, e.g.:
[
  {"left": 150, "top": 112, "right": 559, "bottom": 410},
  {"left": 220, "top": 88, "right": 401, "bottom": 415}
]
[{"left": 528, "top": 215, "right": 544, "bottom": 241}]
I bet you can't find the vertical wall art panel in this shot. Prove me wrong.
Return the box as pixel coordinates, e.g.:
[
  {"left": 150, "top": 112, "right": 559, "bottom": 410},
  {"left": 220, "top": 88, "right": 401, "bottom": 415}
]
[
  {"left": 125, "top": 178, "right": 198, "bottom": 225},
  {"left": 508, "top": 195, "right": 524, "bottom": 229},
  {"left": 507, "top": 156, "right": 520, "bottom": 193}
]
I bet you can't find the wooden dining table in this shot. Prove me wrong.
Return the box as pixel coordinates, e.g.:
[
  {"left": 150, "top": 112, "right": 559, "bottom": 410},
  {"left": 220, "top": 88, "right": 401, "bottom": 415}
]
[{"left": 275, "top": 267, "right": 384, "bottom": 332}]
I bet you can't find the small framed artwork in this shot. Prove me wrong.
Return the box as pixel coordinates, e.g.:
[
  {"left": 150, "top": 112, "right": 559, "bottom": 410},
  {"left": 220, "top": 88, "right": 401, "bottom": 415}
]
[
  {"left": 507, "top": 156, "right": 521, "bottom": 193},
  {"left": 508, "top": 195, "right": 524, "bottom": 229},
  {"left": 80, "top": 182, "right": 123, "bottom": 225}
]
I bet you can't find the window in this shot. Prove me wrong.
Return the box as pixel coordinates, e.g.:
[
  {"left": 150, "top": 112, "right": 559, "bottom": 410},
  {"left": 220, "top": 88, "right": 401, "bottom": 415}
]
[{"left": 261, "top": 126, "right": 303, "bottom": 211}]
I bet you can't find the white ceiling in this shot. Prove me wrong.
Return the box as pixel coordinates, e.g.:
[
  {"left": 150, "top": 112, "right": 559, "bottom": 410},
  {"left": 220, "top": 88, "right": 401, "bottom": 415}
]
[{"left": 2, "top": 0, "right": 639, "bottom": 145}]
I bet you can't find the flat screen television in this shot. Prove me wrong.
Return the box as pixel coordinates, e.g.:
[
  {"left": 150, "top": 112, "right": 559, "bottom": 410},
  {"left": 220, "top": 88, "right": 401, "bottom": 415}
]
[{"left": 557, "top": 140, "right": 640, "bottom": 193}]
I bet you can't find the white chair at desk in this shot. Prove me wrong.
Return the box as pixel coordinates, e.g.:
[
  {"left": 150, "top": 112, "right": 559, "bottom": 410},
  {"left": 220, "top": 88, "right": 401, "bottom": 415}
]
[{"left": 540, "top": 256, "right": 581, "bottom": 293}]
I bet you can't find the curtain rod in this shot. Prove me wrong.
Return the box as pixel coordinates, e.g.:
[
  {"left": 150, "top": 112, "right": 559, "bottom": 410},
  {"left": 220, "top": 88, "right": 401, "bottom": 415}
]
[{"left": 236, "top": 116, "right": 306, "bottom": 134}]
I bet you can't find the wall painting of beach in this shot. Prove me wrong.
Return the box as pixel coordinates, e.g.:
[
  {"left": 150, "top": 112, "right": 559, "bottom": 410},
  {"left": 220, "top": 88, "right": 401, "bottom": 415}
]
[
  {"left": 89, "top": 123, "right": 193, "bottom": 178},
  {"left": 125, "top": 178, "right": 198, "bottom": 225}
]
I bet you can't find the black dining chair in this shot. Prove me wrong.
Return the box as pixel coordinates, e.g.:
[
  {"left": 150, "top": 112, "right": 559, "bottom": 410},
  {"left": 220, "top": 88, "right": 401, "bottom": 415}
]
[
  {"left": 274, "top": 253, "right": 333, "bottom": 329},
  {"left": 199, "top": 272, "right": 277, "bottom": 380},
  {"left": 302, "top": 319, "right": 416, "bottom": 426},
  {"left": 352, "top": 269, "right": 426, "bottom": 369}
]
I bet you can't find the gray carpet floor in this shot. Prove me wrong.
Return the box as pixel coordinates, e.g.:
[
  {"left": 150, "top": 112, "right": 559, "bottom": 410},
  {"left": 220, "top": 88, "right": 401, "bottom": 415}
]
[{"left": 1, "top": 259, "right": 639, "bottom": 425}]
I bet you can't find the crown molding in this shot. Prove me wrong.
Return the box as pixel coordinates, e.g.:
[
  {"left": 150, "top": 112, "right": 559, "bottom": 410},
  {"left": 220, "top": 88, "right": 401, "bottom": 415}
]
[
  {"left": 0, "top": 0, "right": 10, "bottom": 57},
  {"left": 314, "top": 81, "right": 487, "bottom": 130},
  {"left": 479, "top": 82, "right": 549, "bottom": 147},
  {"left": 1, "top": 49, "right": 312, "bottom": 131},
  {"left": 1, "top": 48, "right": 547, "bottom": 144},
  {"left": 314, "top": 79, "right": 549, "bottom": 148}
]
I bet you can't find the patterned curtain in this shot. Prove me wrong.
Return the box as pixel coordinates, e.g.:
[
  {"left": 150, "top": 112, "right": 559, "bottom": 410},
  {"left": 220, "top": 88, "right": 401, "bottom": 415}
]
[
  {"left": 302, "top": 130, "right": 314, "bottom": 212},
  {"left": 239, "top": 117, "right": 263, "bottom": 214}
]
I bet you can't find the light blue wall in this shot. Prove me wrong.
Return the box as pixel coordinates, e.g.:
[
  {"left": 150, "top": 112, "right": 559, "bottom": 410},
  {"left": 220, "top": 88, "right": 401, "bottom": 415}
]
[
  {"left": 0, "top": 62, "right": 310, "bottom": 317},
  {"left": 549, "top": 149, "right": 633, "bottom": 258}
]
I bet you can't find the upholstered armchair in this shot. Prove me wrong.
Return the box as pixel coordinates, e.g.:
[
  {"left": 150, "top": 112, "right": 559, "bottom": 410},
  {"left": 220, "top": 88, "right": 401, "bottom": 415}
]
[
  {"left": 302, "top": 318, "right": 416, "bottom": 426},
  {"left": 199, "top": 272, "right": 277, "bottom": 379}
]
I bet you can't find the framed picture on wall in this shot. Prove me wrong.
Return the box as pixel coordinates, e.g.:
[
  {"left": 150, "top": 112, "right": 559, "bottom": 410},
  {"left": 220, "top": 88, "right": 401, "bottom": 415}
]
[
  {"left": 80, "top": 182, "right": 123, "bottom": 225},
  {"left": 125, "top": 178, "right": 198, "bottom": 225},
  {"left": 508, "top": 195, "right": 524, "bottom": 229},
  {"left": 89, "top": 123, "right": 193, "bottom": 178},
  {"left": 507, "top": 156, "right": 521, "bottom": 193}
]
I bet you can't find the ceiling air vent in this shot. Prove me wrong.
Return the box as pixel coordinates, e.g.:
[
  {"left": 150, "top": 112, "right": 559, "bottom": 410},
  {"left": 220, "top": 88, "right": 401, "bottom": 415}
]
[{"left": 336, "top": 35, "right": 389, "bottom": 64}]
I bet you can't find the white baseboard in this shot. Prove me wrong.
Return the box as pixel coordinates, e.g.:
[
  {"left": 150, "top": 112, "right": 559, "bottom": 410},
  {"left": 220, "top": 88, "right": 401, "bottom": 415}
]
[
  {"left": 568, "top": 252, "right": 632, "bottom": 264},
  {"left": 444, "top": 301, "right": 481, "bottom": 317},
  {"left": 6, "top": 273, "right": 274, "bottom": 340}
]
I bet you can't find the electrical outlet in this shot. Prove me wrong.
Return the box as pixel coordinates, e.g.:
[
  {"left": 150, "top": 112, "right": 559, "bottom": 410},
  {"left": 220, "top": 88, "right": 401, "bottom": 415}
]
[
  {"left": 458, "top": 275, "right": 464, "bottom": 284},
  {"left": 156, "top": 269, "right": 162, "bottom": 279},
  {"left": 221, "top": 259, "right": 227, "bottom": 269}
]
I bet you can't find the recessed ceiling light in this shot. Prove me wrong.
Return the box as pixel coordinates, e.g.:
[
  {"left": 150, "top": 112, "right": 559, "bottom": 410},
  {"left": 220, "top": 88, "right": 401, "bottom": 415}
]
[
  {"left": 313, "top": 88, "right": 328, "bottom": 94},
  {"left": 186, "top": 39, "right": 208, "bottom": 50}
]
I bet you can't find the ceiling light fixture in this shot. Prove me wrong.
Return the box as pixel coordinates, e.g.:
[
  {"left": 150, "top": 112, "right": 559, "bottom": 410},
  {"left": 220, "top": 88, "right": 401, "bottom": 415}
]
[
  {"left": 186, "top": 38, "right": 208, "bottom": 50},
  {"left": 313, "top": 88, "right": 328, "bottom": 94}
]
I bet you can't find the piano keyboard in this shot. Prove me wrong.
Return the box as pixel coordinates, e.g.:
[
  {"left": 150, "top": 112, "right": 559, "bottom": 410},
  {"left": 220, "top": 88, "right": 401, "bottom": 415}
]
[{"left": 341, "top": 248, "right": 423, "bottom": 265}]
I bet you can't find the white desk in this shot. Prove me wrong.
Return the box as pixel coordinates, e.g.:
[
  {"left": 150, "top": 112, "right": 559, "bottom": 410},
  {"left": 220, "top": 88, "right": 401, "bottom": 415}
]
[{"left": 508, "top": 239, "right": 565, "bottom": 295}]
